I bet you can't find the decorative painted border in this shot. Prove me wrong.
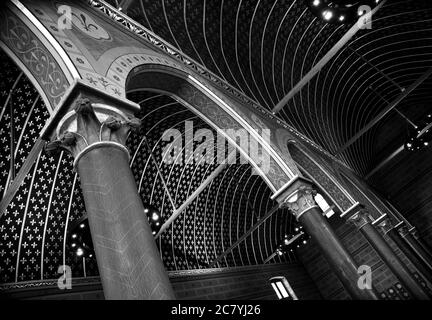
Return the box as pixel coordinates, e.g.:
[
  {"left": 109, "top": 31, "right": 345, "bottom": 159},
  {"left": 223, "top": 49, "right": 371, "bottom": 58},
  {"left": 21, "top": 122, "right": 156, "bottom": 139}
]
[{"left": 0, "top": 7, "right": 69, "bottom": 108}]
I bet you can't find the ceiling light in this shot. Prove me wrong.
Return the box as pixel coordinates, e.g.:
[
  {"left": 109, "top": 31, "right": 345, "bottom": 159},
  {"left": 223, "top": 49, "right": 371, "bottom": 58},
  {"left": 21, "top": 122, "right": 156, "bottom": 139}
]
[
  {"left": 306, "top": 0, "right": 379, "bottom": 25},
  {"left": 76, "top": 248, "right": 84, "bottom": 256},
  {"left": 405, "top": 114, "right": 432, "bottom": 152},
  {"left": 72, "top": 234, "right": 77, "bottom": 239},
  {"left": 80, "top": 223, "right": 85, "bottom": 228}
]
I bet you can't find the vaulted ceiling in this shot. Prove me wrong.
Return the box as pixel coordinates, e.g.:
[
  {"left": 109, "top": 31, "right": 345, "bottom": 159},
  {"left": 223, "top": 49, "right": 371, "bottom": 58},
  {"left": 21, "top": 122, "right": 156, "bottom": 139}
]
[
  {"left": 109, "top": 0, "right": 432, "bottom": 176},
  {"left": 1, "top": 0, "right": 432, "bottom": 286}
]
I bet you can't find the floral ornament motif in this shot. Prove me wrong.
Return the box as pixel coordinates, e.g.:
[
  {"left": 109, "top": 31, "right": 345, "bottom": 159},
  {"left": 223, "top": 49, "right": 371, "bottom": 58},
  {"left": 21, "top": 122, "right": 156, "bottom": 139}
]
[
  {"left": 282, "top": 186, "right": 318, "bottom": 220},
  {"left": 59, "top": 5, "right": 111, "bottom": 40}
]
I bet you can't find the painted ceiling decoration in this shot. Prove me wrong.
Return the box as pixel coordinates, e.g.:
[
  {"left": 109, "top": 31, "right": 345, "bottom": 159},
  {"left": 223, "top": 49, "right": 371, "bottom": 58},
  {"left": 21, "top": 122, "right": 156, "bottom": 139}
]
[
  {"left": 0, "top": 51, "right": 297, "bottom": 284},
  {"left": 109, "top": 0, "right": 432, "bottom": 176}
]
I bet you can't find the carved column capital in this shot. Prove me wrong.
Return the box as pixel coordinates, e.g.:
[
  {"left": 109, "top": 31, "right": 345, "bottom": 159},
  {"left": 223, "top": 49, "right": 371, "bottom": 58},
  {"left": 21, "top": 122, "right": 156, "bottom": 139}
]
[
  {"left": 409, "top": 227, "right": 420, "bottom": 240},
  {"left": 347, "top": 208, "right": 371, "bottom": 230},
  {"left": 41, "top": 80, "right": 141, "bottom": 167},
  {"left": 375, "top": 216, "right": 395, "bottom": 234},
  {"left": 271, "top": 176, "right": 320, "bottom": 220},
  {"left": 340, "top": 203, "right": 375, "bottom": 230},
  {"left": 281, "top": 185, "right": 319, "bottom": 220},
  {"left": 399, "top": 224, "right": 412, "bottom": 238}
]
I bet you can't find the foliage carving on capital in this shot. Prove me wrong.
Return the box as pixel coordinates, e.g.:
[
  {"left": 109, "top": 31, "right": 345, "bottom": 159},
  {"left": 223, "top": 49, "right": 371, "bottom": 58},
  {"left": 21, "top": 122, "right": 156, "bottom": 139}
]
[
  {"left": 45, "top": 98, "right": 141, "bottom": 159},
  {"left": 282, "top": 186, "right": 318, "bottom": 220},
  {"left": 377, "top": 217, "right": 395, "bottom": 234}
]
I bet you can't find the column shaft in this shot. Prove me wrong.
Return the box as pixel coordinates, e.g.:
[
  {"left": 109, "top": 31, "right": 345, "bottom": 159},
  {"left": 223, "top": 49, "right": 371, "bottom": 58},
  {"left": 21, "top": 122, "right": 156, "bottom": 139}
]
[
  {"left": 77, "top": 144, "right": 175, "bottom": 300},
  {"left": 403, "top": 232, "right": 432, "bottom": 271},
  {"left": 387, "top": 229, "right": 432, "bottom": 284},
  {"left": 360, "top": 223, "right": 429, "bottom": 300},
  {"left": 299, "top": 207, "right": 378, "bottom": 300}
]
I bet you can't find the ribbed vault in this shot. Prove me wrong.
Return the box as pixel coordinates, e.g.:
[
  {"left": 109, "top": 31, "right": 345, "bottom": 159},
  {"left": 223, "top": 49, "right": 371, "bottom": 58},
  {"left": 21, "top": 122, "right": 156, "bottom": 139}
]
[{"left": 112, "top": 0, "right": 432, "bottom": 176}]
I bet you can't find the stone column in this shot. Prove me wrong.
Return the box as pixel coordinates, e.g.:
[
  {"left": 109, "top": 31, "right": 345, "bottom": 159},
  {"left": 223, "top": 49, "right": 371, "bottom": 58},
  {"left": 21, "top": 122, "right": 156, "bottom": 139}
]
[
  {"left": 343, "top": 205, "right": 429, "bottom": 300},
  {"left": 378, "top": 218, "right": 432, "bottom": 284},
  {"left": 273, "top": 176, "right": 378, "bottom": 300},
  {"left": 42, "top": 81, "right": 175, "bottom": 300}
]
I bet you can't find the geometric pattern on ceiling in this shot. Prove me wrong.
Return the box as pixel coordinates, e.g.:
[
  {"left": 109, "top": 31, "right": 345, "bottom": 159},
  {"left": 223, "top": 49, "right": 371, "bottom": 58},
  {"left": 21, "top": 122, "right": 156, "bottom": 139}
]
[
  {"left": 115, "top": 0, "right": 432, "bottom": 176},
  {"left": 0, "top": 51, "right": 294, "bottom": 284}
]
